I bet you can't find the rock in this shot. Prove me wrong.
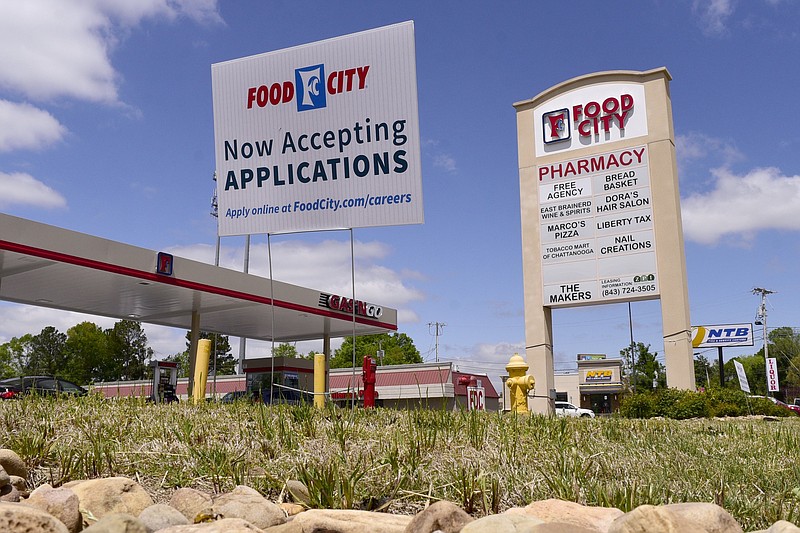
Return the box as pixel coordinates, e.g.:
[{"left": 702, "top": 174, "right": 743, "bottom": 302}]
[
  {"left": 461, "top": 513, "right": 545, "bottom": 532},
  {"left": 285, "top": 480, "right": 311, "bottom": 506},
  {"left": 530, "top": 524, "right": 601, "bottom": 533},
  {"left": 159, "top": 517, "right": 267, "bottom": 532},
  {"left": 279, "top": 502, "right": 305, "bottom": 516},
  {"left": 211, "top": 490, "right": 286, "bottom": 529},
  {"left": 403, "top": 500, "right": 474, "bottom": 533},
  {"left": 0, "top": 483, "right": 20, "bottom": 502},
  {"left": 231, "top": 485, "right": 263, "bottom": 497},
  {"left": 69, "top": 477, "right": 154, "bottom": 522},
  {"left": 506, "top": 499, "right": 623, "bottom": 532},
  {"left": 0, "top": 501, "right": 70, "bottom": 533},
  {"left": 608, "top": 504, "right": 697, "bottom": 532},
  {"left": 82, "top": 512, "right": 147, "bottom": 532},
  {"left": 26, "top": 484, "right": 82, "bottom": 533},
  {"left": 661, "top": 503, "right": 743, "bottom": 533},
  {"left": 9, "top": 475, "right": 27, "bottom": 493},
  {"left": 170, "top": 487, "right": 214, "bottom": 522},
  {"left": 269, "top": 509, "right": 412, "bottom": 533},
  {"left": 0, "top": 449, "right": 27, "bottom": 479},
  {"left": 139, "top": 503, "right": 190, "bottom": 532},
  {"left": 762, "top": 521, "right": 800, "bottom": 532},
  {"left": 0, "top": 465, "right": 10, "bottom": 487}
]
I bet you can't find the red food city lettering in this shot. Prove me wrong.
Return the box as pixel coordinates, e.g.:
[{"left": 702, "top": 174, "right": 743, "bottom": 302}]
[
  {"left": 572, "top": 94, "right": 634, "bottom": 137},
  {"left": 246, "top": 65, "right": 370, "bottom": 109}
]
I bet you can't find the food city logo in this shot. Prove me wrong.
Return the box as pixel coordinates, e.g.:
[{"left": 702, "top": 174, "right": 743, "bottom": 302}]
[
  {"left": 318, "top": 293, "right": 383, "bottom": 319},
  {"left": 542, "top": 94, "right": 634, "bottom": 144},
  {"left": 247, "top": 64, "right": 370, "bottom": 112},
  {"left": 585, "top": 369, "right": 613, "bottom": 381}
]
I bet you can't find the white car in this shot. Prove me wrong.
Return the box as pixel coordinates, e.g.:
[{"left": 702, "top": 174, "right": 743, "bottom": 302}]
[{"left": 554, "top": 401, "right": 595, "bottom": 418}]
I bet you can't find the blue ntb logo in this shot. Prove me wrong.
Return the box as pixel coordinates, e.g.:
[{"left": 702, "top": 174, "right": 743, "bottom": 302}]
[{"left": 295, "top": 64, "right": 326, "bottom": 112}]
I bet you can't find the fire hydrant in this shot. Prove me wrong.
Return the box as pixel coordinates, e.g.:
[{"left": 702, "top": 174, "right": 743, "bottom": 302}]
[{"left": 506, "top": 353, "right": 535, "bottom": 414}]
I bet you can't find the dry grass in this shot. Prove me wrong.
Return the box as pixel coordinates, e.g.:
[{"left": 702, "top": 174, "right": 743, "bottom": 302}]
[{"left": 0, "top": 394, "right": 798, "bottom": 530}]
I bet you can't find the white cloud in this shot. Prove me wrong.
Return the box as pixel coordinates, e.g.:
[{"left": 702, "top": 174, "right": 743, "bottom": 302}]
[
  {"left": 0, "top": 0, "right": 221, "bottom": 104},
  {"left": 0, "top": 304, "right": 117, "bottom": 345},
  {"left": 0, "top": 303, "right": 189, "bottom": 361},
  {"left": 676, "top": 132, "right": 743, "bottom": 168},
  {"left": 682, "top": 166, "right": 800, "bottom": 244},
  {"left": 167, "top": 238, "right": 425, "bottom": 321},
  {"left": 0, "top": 100, "right": 66, "bottom": 151},
  {"left": 692, "top": 0, "right": 735, "bottom": 36},
  {"left": 0, "top": 172, "right": 67, "bottom": 208},
  {"left": 433, "top": 154, "right": 457, "bottom": 173}
]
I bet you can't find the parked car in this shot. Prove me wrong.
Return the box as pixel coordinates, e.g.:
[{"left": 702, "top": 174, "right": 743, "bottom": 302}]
[
  {"left": 261, "top": 387, "right": 314, "bottom": 406},
  {"left": 554, "top": 401, "right": 595, "bottom": 418},
  {"left": 748, "top": 395, "right": 799, "bottom": 415},
  {"left": 0, "top": 376, "right": 87, "bottom": 397},
  {"left": 220, "top": 390, "right": 254, "bottom": 403},
  {"left": 0, "top": 385, "right": 20, "bottom": 400}
]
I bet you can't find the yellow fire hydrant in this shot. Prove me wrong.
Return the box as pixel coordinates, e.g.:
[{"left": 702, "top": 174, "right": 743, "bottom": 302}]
[{"left": 506, "top": 353, "right": 535, "bottom": 414}]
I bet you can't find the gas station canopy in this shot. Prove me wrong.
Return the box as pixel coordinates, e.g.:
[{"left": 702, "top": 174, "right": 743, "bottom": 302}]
[{"left": 0, "top": 213, "right": 397, "bottom": 342}]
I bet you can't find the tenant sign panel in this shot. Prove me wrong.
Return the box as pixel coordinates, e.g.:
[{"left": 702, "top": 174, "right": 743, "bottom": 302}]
[
  {"left": 539, "top": 145, "right": 657, "bottom": 305},
  {"left": 691, "top": 323, "right": 754, "bottom": 348},
  {"left": 212, "top": 21, "right": 423, "bottom": 236}
]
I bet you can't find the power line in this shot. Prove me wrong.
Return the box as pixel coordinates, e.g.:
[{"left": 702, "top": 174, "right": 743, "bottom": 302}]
[{"left": 427, "top": 322, "right": 446, "bottom": 363}]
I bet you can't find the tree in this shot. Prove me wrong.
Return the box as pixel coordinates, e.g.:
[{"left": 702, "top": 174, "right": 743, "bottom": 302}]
[
  {"left": 163, "top": 351, "right": 190, "bottom": 378},
  {"left": 732, "top": 353, "right": 769, "bottom": 396},
  {"left": 330, "top": 333, "right": 422, "bottom": 369},
  {"left": 0, "top": 335, "right": 32, "bottom": 377},
  {"left": 272, "top": 343, "right": 300, "bottom": 358},
  {"left": 767, "top": 326, "right": 800, "bottom": 398},
  {"left": 184, "top": 332, "right": 237, "bottom": 376},
  {"left": 620, "top": 342, "right": 665, "bottom": 392},
  {"left": 694, "top": 353, "right": 712, "bottom": 390},
  {"left": 107, "top": 320, "right": 153, "bottom": 380},
  {"left": 63, "top": 322, "right": 110, "bottom": 384},
  {"left": 27, "top": 326, "right": 67, "bottom": 376}
]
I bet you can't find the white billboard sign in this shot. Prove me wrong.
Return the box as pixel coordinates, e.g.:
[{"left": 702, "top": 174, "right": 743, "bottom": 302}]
[
  {"left": 734, "top": 360, "right": 750, "bottom": 394},
  {"left": 691, "top": 323, "right": 754, "bottom": 348},
  {"left": 538, "top": 145, "right": 658, "bottom": 307},
  {"left": 212, "top": 22, "right": 423, "bottom": 236},
  {"left": 766, "top": 357, "right": 779, "bottom": 392}
]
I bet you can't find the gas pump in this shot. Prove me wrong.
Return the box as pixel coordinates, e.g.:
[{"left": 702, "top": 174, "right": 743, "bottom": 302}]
[
  {"left": 362, "top": 356, "right": 377, "bottom": 408},
  {"left": 150, "top": 360, "right": 179, "bottom": 403}
]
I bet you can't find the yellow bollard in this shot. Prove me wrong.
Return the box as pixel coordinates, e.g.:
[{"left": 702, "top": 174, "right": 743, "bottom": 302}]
[
  {"left": 506, "top": 353, "right": 535, "bottom": 414},
  {"left": 192, "top": 338, "right": 211, "bottom": 403},
  {"left": 314, "top": 352, "right": 326, "bottom": 409}
]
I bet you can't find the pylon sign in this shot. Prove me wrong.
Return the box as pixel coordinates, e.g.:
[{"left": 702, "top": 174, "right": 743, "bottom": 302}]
[{"left": 515, "top": 68, "right": 696, "bottom": 398}]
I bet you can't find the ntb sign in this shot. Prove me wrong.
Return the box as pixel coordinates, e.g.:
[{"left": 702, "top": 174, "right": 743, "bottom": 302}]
[{"left": 691, "top": 324, "right": 754, "bottom": 348}]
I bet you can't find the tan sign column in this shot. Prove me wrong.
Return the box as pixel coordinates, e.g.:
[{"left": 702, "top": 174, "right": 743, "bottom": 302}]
[{"left": 515, "top": 69, "right": 695, "bottom": 412}]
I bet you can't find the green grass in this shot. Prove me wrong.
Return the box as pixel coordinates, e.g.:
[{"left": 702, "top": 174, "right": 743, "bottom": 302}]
[{"left": 0, "top": 394, "right": 798, "bottom": 531}]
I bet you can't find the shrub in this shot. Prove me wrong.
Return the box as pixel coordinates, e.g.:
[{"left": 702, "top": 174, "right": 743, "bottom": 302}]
[
  {"left": 618, "top": 393, "right": 654, "bottom": 419},
  {"left": 672, "top": 392, "right": 709, "bottom": 419},
  {"left": 651, "top": 388, "right": 687, "bottom": 417}
]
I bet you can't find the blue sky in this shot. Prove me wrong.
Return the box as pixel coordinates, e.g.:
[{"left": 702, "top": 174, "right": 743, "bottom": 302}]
[{"left": 2, "top": 0, "right": 800, "bottom": 390}]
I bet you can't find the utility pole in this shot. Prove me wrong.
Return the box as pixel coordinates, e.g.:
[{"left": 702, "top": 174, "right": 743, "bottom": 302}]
[
  {"left": 753, "top": 287, "right": 775, "bottom": 396},
  {"left": 628, "top": 302, "right": 636, "bottom": 393},
  {"left": 428, "top": 322, "right": 446, "bottom": 363}
]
